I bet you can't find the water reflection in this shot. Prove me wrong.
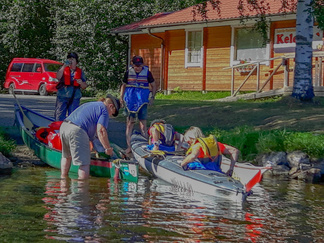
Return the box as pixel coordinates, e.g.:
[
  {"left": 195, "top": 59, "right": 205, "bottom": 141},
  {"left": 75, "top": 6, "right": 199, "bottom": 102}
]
[
  {"left": 39, "top": 169, "right": 324, "bottom": 242},
  {"left": 43, "top": 173, "right": 101, "bottom": 241}
]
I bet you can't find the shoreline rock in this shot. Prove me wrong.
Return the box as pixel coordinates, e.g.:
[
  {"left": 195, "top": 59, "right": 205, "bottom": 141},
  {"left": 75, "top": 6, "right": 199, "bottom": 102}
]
[
  {"left": 0, "top": 152, "right": 13, "bottom": 175},
  {"left": 256, "top": 151, "right": 324, "bottom": 183}
]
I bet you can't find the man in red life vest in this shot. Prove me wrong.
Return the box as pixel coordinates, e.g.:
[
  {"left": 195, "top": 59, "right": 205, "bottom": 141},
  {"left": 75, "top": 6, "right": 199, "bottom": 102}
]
[{"left": 55, "top": 52, "right": 87, "bottom": 121}]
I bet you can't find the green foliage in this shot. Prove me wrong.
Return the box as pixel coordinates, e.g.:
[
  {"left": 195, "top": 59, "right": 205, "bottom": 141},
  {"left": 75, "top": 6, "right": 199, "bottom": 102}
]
[
  {"left": 0, "top": 0, "right": 55, "bottom": 85},
  {"left": 208, "top": 126, "right": 324, "bottom": 161},
  {"left": 285, "top": 132, "right": 324, "bottom": 158},
  {"left": 0, "top": 129, "right": 15, "bottom": 156},
  {"left": 312, "top": 0, "right": 324, "bottom": 30},
  {"left": 214, "top": 126, "right": 261, "bottom": 161},
  {"left": 0, "top": 0, "right": 202, "bottom": 91},
  {"left": 256, "top": 130, "right": 286, "bottom": 154}
]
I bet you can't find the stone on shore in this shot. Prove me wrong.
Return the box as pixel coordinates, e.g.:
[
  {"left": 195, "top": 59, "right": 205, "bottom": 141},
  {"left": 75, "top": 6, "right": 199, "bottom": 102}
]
[
  {"left": 0, "top": 152, "right": 13, "bottom": 175},
  {"left": 256, "top": 151, "right": 324, "bottom": 183}
]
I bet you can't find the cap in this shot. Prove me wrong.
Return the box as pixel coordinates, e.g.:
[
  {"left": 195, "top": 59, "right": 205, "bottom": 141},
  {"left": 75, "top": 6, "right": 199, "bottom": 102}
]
[
  {"left": 67, "top": 52, "right": 79, "bottom": 63},
  {"left": 106, "top": 94, "right": 120, "bottom": 117},
  {"left": 132, "top": 56, "right": 143, "bottom": 66}
]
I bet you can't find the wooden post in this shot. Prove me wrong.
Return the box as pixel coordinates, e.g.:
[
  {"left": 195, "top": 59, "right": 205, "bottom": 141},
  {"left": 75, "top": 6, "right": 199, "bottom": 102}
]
[
  {"left": 320, "top": 57, "right": 323, "bottom": 86},
  {"left": 283, "top": 57, "right": 289, "bottom": 87},
  {"left": 231, "top": 67, "right": 234, "bottom": 96},
  {"left": 315, "top": 57, "right": 323, "bottom": 87},
  {"left": 256, "top": 63, "right": 260, "bottom": 91}
]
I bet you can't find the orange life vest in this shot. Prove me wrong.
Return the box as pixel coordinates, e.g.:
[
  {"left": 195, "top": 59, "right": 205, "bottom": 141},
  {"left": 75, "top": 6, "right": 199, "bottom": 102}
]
[
  {"left": 63, "top": 66, "right": 82, "bottom": 87},
  {"left": 35, "top": 127, "right": 54, "bottom": 144}
]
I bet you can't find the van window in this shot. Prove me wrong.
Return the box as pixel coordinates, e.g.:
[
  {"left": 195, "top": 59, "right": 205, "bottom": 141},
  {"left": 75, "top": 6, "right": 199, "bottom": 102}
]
[
  {"left": 11, "top": 63, "right": 23, "bottom": 72},
  {"left": 35, "top": 63, "right": 42, "bottom": 72},
  {"left": 44, "top": 63, "right": 61, "bottom": 72},
  {"left": 22, "top": 63, "right": 34, "bottom": 72}
]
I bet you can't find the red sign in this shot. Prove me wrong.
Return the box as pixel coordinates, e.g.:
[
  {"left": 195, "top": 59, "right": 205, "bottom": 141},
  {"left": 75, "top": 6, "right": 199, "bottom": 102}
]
[
  {"left": 274, "top": 27, "right": 323, "bottom": 53},
  {"left": 276, "top": 33, "right": 296, "bottom": 44}
]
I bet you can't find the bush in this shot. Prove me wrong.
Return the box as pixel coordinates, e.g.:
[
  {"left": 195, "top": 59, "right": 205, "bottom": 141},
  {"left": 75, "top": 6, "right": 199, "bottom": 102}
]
[
  {"left": 209, "top": 126, "right": 324, "bottom": 161},
  {"left": 285, "top": 133, "right": 324, "bottom": 158},
  {"left": 0, "top": 129, "right": 15, "bottom": 157},
  {"left": 256, "top": 130, "right": 286, "bottom": 154},
  {"left": 213, "top": 126, "right": 260, "bottom": 161}
]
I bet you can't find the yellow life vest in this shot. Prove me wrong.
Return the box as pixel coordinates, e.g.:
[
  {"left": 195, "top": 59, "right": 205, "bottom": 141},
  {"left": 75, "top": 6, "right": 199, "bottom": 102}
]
[
  {"left": 150, "top": 123, "right": 175, "bottom": 147},
  {"left": 186, "top": 135, "right": 219, "bottom": 160}
]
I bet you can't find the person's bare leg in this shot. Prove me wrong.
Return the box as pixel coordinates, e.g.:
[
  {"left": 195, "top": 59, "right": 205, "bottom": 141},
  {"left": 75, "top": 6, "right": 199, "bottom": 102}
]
[
  {"left": 61, "top": 157, "right": 72, "bottom": 179},
  {"left": 78, "top": 165, "right": 90, "bottom": 180},
  {"left": 125, "top": 116, "right": 135, "bottom": 154},
  {"left": 139, "top": 119, "right": 147, "bottom": 138}
]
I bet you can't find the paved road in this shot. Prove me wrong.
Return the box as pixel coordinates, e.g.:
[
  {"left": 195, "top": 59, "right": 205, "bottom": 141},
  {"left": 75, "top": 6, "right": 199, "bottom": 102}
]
[{"left": 0, "top": 94, "right": 127, "bottom": 148}]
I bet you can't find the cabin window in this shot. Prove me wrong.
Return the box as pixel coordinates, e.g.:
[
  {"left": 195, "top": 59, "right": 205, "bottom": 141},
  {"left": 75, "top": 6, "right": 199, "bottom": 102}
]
[
  {"left": 185, "top": 30, "right": 203, "bottom": 68},
  {"left": 234, "top": 28, "right": 267, "bottom": 63}
]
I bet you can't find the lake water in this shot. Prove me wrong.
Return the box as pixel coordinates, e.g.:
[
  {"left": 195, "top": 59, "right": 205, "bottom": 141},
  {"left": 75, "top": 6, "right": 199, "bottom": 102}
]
[{"left": 0, "top": 166, "right": 323, "bottom": 242}]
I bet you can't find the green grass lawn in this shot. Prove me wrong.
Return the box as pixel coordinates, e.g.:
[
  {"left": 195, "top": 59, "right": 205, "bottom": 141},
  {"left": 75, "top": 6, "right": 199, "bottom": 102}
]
[
  {"left": 114, "top": 92, "right": 324, "bottom": 161},
  {"left": 111, "top": 92, "right": 324, "bottom": 133},
  {"left": 3, "top": 91, "right": 324, "bottom": 162}
]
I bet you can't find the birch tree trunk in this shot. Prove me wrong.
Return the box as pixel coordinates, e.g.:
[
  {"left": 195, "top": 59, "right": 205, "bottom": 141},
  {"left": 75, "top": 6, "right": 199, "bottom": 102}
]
[{"left": 292, "top": 0, "right": 315, "bottom": 101}]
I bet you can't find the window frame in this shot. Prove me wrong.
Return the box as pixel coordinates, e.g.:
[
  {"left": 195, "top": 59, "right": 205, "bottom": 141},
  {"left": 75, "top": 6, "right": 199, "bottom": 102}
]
[
  {"left": 10, "top": 63, "right": 23, "bottom": 72},
  {"left": 185, "top": 29, "right": 204, "bottom": 68},
  {"left": 230, "top": 26, "right": 270, "bottom": 67},
  {"left": 22, "top": 63, "right": 35, "bottom": 72}
]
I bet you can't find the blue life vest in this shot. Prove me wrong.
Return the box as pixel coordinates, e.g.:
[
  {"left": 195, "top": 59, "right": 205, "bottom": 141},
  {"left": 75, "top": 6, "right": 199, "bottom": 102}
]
[{"left": 124, "top": 66, "right": 150, "bottom": 113}]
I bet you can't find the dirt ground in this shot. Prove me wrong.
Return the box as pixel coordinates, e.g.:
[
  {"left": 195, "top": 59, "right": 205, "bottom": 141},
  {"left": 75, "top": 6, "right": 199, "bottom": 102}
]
[{"left": 8, "top": 145, "right": 48, "bottom": 168}]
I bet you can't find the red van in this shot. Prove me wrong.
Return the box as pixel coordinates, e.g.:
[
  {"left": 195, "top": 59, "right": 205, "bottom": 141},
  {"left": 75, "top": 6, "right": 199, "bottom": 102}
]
[{"left": 4, "top": 58, "right": 63, "bottom": 96}]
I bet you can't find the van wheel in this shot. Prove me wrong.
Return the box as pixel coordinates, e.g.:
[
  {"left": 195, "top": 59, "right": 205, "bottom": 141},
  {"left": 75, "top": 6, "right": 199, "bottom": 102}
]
[
  {"left": 8, "top": 83, "right": 15, "bottom": 94},
  {"left": 38, "top": 84, "right": 48, "bottom": 96}
]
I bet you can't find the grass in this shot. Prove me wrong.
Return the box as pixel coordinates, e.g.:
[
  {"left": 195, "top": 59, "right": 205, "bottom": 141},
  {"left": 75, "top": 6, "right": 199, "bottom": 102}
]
[
  {"left": 3, "top": 91, "right": 324, "bottom": 161},
  {"left": 155, "top": 90, "right": 232, "bottom": 100},
  {"left": 115, "top": 91, "right": 324, "bottom": 161}
]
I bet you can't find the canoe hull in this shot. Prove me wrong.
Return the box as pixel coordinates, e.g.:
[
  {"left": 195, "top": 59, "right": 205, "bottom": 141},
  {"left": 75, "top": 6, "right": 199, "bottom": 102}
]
[
  {"left": 15, "top": 104, "right": 138, "bottom": 182},
  {"left": 131, "top": 132, "right": 247, "bottom": 200}
]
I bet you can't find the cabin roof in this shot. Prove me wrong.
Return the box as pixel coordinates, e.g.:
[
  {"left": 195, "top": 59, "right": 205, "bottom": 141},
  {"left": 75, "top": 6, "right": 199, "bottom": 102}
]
[{"left": 111, "top": 0, "right": 296, "bottom": 34}]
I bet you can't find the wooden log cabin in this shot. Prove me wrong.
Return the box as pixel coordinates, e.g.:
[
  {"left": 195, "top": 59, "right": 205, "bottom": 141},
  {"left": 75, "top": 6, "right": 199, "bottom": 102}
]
[{"left": 111, "top": 0, "right": 324, "bottom": 96}]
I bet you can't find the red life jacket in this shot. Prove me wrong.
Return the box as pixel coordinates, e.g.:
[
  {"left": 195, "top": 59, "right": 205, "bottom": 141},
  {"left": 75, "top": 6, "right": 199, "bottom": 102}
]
[
  {"left": 63, "top": 66, "right": 82, "bottom": 87},
  {"left": 48, "top": 121, "right": 63, "bottom": 130},
  {"left": 48, "top": 132, "right": 62, "bottom": 151},
  {"left": 35, "top": 127, "right": 54, "bottom": 144}
]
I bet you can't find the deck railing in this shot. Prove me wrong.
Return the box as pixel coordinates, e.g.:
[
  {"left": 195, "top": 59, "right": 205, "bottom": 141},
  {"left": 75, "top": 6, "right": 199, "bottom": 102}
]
[{"left": 225, "top": 51, "right": 324, "bottom": 97}]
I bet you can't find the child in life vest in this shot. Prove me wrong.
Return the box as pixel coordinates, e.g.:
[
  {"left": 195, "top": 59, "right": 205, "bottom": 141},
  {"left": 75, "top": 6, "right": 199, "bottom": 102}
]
[
  {"left": 147, "top": 119, "right": 185, "bottom": 151},
  {"left": 181, "top": 126, "right": 239, "bottom": 177}
]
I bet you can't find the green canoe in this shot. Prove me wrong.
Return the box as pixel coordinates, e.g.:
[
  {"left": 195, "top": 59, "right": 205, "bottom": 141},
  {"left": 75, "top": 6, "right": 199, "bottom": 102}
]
[{"left": 14, "top": 103, "right": 138, "bottom": 182}]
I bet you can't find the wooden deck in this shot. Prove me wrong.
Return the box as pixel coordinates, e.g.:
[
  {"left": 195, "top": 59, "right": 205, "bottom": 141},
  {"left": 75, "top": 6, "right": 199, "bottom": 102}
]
[{"left": 216, "top": 86, "right": 324, "bottom": 102}]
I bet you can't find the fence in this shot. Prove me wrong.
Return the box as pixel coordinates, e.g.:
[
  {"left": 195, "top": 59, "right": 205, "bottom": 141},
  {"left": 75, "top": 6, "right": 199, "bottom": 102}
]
[{"left": 225, "top": 51, "right": 324, "bottom": 97}]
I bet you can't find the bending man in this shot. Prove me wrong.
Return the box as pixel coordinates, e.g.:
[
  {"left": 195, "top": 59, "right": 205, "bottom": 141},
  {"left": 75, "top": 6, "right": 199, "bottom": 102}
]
[{"left": 59, "top": 95, "right": 120, "bottom": 179}]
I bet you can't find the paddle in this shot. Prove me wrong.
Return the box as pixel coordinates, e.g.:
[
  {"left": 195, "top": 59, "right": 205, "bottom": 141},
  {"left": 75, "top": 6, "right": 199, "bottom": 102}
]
[
  {"left": 12, "top": 91, "right": 34, "bottom": 131},
  {"left": 245, "top": 170, "right": 262, "bottom": 192}
]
